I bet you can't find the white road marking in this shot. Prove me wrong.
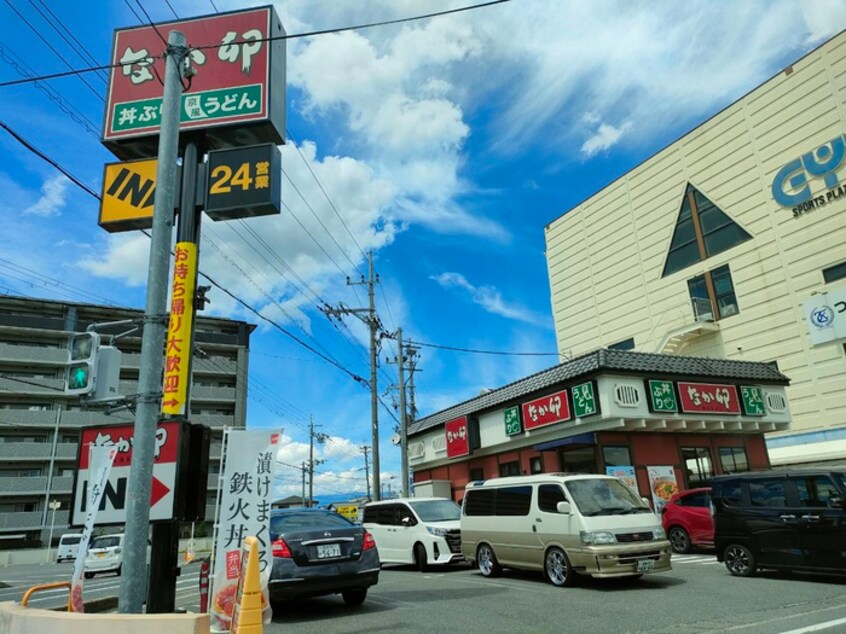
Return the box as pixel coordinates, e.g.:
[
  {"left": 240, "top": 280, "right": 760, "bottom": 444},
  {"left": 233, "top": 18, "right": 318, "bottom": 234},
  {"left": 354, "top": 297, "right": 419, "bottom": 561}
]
[{"left": 777, "top": 617, "right": 846, "bottom": 634}]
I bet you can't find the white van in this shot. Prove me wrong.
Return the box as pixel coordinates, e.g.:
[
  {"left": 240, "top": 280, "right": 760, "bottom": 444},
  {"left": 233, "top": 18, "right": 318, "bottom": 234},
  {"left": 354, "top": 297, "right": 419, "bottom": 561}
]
[
  {"left": 84, "top": 533, "right": 125, "bottom": 578},
  {"left": 461, "top": 474, "right": 671, "bottom": 586},
  {"left": 362, "top": 497, "right": 464, "bottom": 571},
  {"left": 56, "top": 533, "right": 82, "bottom": 563}
]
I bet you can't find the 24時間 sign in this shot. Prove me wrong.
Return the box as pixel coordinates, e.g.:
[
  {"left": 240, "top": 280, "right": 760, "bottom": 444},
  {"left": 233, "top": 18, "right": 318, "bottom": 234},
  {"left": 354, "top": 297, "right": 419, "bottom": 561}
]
[{"left": 102, "top": 6, "right": 286, "bottom": 159}]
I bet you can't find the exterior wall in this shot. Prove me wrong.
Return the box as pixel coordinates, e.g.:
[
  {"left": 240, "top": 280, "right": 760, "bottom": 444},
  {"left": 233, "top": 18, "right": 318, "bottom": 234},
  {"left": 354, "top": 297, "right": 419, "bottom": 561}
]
[
  {"left": 0, "top": 296, "right": 252, "bottom": 547},
  {"left": 545, "top": 33, "right": 846, "bottom": 460}
]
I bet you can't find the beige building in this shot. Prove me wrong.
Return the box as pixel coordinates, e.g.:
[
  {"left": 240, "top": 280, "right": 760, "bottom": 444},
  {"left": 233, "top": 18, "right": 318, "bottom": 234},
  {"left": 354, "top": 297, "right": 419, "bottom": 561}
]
[
  {"left": 0, "top": 295, "right": 253, "bottom": 548},
  {"left": 545, "top": 32, "right": 846, "bottom": 466}
]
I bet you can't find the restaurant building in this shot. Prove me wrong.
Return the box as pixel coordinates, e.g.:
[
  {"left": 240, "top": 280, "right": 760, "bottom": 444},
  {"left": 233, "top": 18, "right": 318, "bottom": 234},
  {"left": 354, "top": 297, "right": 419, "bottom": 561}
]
[
  {"left": 408, "top": 350, "right": 790, "bottom": 505},
  {"left": 543, "top": 31, "right": 846, "bottom": 467}
]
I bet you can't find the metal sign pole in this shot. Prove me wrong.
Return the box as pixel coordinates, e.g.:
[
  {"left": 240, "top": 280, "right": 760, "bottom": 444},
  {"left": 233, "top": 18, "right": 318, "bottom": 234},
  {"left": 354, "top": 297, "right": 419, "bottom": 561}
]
[{"left": 118, "top": 29, "right": 186, "bottom": 614}]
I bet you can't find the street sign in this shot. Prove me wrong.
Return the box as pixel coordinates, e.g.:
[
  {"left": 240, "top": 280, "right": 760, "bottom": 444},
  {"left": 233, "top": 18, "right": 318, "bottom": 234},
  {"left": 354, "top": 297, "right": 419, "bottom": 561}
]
[
  {"left": 70, "top": 421, "right": 184, "bottom": 526},
  {"left": 205, "top": 143, "right": 281, "bottom": 220},
  {"left": 162, "top": 242, "right": 198, "bottom": 416},
  {"left": 102, "top": 6, "right": 286, "bottom": 160},
  {"left": 99, "top": 158, "right": 158, "bottom": 232}
]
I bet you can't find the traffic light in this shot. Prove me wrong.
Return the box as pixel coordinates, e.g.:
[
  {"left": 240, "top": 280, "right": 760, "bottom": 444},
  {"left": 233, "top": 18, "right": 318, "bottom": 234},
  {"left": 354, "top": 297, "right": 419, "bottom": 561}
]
[{"left": 65, "top": 332, "right": 100, "bottom": 396}]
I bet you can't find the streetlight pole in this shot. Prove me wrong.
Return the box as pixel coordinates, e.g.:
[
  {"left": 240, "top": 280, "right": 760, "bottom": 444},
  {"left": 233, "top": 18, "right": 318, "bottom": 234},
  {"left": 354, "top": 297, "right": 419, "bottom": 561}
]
[{"left": 46, "top": 499, "right": 60, "bottom": 564}]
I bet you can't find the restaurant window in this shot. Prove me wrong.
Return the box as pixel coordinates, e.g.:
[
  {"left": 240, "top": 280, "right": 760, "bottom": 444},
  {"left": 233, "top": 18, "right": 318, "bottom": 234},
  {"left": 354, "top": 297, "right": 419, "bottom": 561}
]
[
  {"left": 663, "top": 184, "right": 751, "bottom": 278},
  {"left": 559, "top": 446, "right": 597, "bottom": 474},
  {"left": 498, "top": 461, "right": 520, "bottom": 477},
  {"left": 823, "top": 261, "right": 846, "bottom": 284},
  {"left": 688, "top": 264, "right": 739, "bottom": 321},
  {"left": 529, "top": 456, "right": 544, "bottom": 474},
  {"left": 719, "top": 447, "right": 748, "bottom": 474},
  {"left": 602, "top": 446, "right": 632, "bottom": 468},
  {"left": 681, "top": 447, "right": 713, "bottom": 488},
  {"left": 469, "top": 467, "right": 484, "bottom": 481}
]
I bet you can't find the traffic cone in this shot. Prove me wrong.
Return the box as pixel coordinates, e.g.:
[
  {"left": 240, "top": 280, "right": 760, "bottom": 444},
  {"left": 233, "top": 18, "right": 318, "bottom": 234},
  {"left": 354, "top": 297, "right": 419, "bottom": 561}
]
[{"left": 229, "top": 536, "right": 263, "bottom": 634}]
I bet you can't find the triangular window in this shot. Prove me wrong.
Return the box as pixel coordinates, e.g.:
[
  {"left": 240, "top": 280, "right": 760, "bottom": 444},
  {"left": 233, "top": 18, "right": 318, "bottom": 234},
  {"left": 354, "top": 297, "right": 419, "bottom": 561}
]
[{"left": 661, "top": 184, "right": 751, "bottom": 277}]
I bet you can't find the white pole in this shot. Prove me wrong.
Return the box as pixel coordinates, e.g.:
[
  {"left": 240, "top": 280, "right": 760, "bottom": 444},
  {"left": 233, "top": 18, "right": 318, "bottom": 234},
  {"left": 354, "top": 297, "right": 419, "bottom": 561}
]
[{"left": 46, "top": 500, "right": 58, "bottom": 564}]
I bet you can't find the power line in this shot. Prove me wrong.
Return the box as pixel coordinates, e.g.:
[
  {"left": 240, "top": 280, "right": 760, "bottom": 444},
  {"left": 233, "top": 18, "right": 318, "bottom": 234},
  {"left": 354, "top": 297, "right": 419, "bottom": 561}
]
[
  {"left": 408, "top": 338, "right": 562, "bottom": 357},
  {"left": 0, "top": 0, "right": 512, "bottom": 88}
]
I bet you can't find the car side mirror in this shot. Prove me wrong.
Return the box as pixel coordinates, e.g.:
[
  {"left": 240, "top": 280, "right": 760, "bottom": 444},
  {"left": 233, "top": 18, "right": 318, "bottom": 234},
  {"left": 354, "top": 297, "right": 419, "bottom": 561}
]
[
  {"left": 401, "top": 516, "right": 413, "bottom": 526},
  {"left": 556, "top": 501, "right": 572, "bottom": 515},
  {"left": 829, "top": 496, "right": 845, "bottom": 509}
]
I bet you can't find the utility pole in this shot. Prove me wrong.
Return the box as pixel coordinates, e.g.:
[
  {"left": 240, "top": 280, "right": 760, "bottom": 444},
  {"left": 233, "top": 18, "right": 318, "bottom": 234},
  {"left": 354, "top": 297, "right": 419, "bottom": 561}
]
[
  {"left": 119, "top": 29, "right": 186, "bottom": 615},
  {"left": 406, "top": 343, "right": 420, "bottom": 424},
  {"left": 308, "top": 416, "right": 327, "bottom": 508},
  {"left": 361, "top": 445, "right": 371, "bottom": 501},
  {"left": 323, "top": 252, "right": 382, "bottom": 500},
  {"left": 387, "top": 329, "right": 410, "bottom": 497},
  {"left": 301, "top": 461, "right": 306, "bottom": 507}
]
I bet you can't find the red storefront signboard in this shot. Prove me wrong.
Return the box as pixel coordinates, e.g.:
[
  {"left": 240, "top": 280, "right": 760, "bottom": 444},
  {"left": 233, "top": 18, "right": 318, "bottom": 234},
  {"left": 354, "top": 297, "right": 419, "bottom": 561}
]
[
  {"left": 445, "top": 417, "right": 470, "bottom": 458},
  {"left": 102, "top": 6, "right": 286, "bottom": 158},
  {"left": 522, "top": 389, "right": 571, "bottom": 430},
  {"left": 678, "top": 382, "right": 741, "bottom": 415}
]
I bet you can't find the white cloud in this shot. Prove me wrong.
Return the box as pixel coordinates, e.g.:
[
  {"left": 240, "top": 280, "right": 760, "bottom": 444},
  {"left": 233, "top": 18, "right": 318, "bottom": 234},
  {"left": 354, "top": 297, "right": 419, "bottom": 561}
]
[
  {"left": 432, "top": 272, "right": 551, "bottom": 327},
  {"left": 78, "top": 233, "right": 151, "bottom": 286},
  {"left": 799, "top": 0, "right": 846, "bottom": 43},
  {"left": 24, "top": 175, "right": 69, "bottom": 217},
  {"left": 581, "top": 122, "right": 630, "bottom": 157}
]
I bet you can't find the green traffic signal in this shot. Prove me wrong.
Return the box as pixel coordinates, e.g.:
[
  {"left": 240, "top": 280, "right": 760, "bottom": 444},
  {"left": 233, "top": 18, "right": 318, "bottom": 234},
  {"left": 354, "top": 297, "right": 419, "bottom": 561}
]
[{"left": 68, "top": 364, "right": 91, "bottom": 390}]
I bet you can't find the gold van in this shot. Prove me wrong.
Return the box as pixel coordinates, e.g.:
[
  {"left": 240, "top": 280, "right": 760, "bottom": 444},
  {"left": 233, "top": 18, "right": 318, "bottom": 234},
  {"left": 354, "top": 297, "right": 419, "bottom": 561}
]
[{"left": 460, "top": 473, "right": 672, "bottom": 586}]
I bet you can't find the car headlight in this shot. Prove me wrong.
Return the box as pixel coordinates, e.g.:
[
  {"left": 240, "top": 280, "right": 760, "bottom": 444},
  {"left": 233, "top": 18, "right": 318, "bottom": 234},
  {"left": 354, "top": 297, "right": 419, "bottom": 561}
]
[
  {"left": 580, "top": 530, "right": 616, "bottom": 545},
  {"left": 426, "top": 526, "right": 447, "bottom": 537},
  {"left": 653, "top": 527, "right": 666, "bottom": 540}
]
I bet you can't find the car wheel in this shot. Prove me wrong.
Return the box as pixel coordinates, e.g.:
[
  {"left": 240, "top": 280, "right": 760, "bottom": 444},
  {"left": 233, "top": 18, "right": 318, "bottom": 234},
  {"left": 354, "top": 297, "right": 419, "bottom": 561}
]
[
  {"left": 476, "top": 544, "right": 501, "bottom": 578},
  {"left": 545, "top": 547, "right": 577, "bottom": 588},
  {"left": 414, "top": 543, "right": 430, "bottom": 573},
  {"left": 84, "top": 572, "right": 94, "bottom": 580},
  {"left": 341, "top": 588, "right": 367, "bottom": 606},
  {"left": 669, "top": 526, "right": 692, "bottom": 554},
  {"left": 724, "top": 544, "right": 757, "bottom": 577}
]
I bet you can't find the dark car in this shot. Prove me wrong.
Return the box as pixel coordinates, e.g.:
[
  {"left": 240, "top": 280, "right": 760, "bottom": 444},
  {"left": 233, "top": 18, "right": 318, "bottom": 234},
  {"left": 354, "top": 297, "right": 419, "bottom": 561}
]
[
  {"left": 712, "top": 470, "right": 846, "bottom": 577},
  {"left": 269, "top": 507, "right": 380, "bottom": 606},
  {"left": 661, "top": 487, "right": 714, "bottom": 553}
]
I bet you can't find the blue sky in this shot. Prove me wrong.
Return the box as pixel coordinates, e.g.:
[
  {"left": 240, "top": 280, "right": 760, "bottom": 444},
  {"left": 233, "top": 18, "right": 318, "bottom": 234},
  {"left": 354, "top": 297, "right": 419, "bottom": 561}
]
[{"left": 1, "top": 0, "right": 844, "bottom": 502}]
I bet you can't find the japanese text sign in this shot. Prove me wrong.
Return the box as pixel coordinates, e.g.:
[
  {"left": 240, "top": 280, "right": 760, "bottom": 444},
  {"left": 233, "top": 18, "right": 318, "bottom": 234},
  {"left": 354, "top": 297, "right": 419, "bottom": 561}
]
[
  {"left": 647, "top": 380, "right": 678, "bottom": 413},
  {"left": 678, "top": 382, "right": 741, "bottom": 415},
  {"left": 162, "top": 242, "right": 197, "bottom": 416},
  {"left": 572, "top": 381, "right": 599, "bottom": 418},
  {"left": 522, "top": 389, "right": 571, "bottom": 430},
  {"left": 740, "top": 386, "right": 766, "bottom": 416},
  {"left": 503, "top": 406, "right": 522, "bottom": 436},
  {"left": 103, "top": 6, "right": 286, "bottom": 159},
  {"left": 205, "top": 143, "right": 281, "bottom": 220},
  {"left": 445, "top": 417, "right": 470, "bottom": 458},
  {"left": 210, "top": 429, "right": 280, "bottom": 631}
]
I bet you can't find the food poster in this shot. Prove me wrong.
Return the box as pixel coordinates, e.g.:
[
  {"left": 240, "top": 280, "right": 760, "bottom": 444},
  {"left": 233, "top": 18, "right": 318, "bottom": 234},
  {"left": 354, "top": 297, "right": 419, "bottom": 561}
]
[
  {"left": 70, "top": 445, "right": 117, "bottom": 612},
  {"left": 646, "top": 466, "right": 679, "bottom": 512},
  {"left": 210, "top": 429, "right": 281, "bottom": 632},
  {"left": 606, "top": 466, "right": 638, "bottom": 496}
]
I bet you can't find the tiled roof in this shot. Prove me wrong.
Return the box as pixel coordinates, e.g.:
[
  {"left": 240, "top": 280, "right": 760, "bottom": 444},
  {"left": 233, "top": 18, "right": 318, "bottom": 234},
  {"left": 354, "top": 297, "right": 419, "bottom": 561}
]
[{"left": 407, "top": 349, "right": 790, "bottom": 437}]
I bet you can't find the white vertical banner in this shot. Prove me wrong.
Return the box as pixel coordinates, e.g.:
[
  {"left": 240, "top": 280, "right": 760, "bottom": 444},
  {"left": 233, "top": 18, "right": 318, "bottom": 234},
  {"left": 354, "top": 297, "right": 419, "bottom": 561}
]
[
  {"left": 210, "top": 429, "right": 281, "bottom": 632},
  {"left": 70, "top": 444, "right": 117, "bottom": 612}
]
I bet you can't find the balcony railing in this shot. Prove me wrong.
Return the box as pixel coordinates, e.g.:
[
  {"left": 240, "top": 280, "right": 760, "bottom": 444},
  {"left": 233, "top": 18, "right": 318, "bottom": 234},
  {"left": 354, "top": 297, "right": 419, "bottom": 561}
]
[
  {"left": 0, "top": 510, "right": 69, "bottom": 530},
  {"left": 0, "top": 475, "right": 73, "bottom": 495},
  {"left": 0, "top": 442, "right": 77, "bottom": 461}
]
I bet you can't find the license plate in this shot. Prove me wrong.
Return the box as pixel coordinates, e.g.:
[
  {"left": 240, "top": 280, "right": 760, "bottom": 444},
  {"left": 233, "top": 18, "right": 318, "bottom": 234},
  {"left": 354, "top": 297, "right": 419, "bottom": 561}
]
[
  {"left": 636, "top": 559, "right": 654, "bottom": 572},
  {"left": 97, "top": 552, "right": 106, "bottom": 558},
  {"left": 316, "top": 543, "right": 341, "bottom": 559}
]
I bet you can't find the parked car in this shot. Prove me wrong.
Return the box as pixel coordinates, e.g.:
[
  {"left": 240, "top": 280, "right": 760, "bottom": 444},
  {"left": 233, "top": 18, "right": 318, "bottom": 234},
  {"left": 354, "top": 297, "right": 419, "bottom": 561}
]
[
  {"left": 269, "top": 507, "right": 379, "bottom": 606},
  {"left": 84, "top": 533, "right": 125, "bottom": 578},
  {"left": 56, "top": 533, "right": 82, "bottom": 563},
  {"left": 461, "top": 474, "right": 671, "bottom": 587},
  {"left": 362, "top": 497, "right": 463, "bottom": 571},
  {"left": 660, "top": 487, "right": 714, "bottom": 553},
  {"left": 713, "top": 470, "right": 846, "bottom": 577}
]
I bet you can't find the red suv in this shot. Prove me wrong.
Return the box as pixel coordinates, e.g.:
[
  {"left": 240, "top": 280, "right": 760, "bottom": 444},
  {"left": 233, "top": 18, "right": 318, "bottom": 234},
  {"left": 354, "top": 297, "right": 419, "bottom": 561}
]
[{"left": 660, "top": 487, "right": 714, "bottom": 554}]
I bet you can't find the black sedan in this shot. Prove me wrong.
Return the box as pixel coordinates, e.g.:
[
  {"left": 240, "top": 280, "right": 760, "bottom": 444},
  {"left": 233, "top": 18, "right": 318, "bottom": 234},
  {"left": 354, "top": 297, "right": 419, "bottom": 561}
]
[{"left": 269, "top": 507, "right": 380, "bottom": 607}]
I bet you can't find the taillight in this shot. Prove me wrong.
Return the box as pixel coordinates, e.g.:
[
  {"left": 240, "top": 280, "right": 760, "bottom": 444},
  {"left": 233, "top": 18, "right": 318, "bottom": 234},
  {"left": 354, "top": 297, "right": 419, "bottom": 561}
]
[
  {"left": 362, "top": 531, "right": 376, "bottom": 551},
  {"left": 271, "top": 538, "right": 292, "bottom": 558}
]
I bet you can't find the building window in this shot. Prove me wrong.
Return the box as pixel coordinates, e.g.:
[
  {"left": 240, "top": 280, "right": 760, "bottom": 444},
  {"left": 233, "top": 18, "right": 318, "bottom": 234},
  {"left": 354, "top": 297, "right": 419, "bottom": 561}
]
[
  {"left": 602, "top": 446, "right": 633, "bottom": 467},
  {"left": 559, "top": 447, "right": 597, "bottom": 474},
  {"left": 681, "top": 447, "right": 713, "bottom": 488},
  {"left": 662, "top": 184, "right": 751, "bottom": 277},
  {"left": 530, "top": 456, "right": 544, "bottom": 474},
  {"left": 719, "top": 447, "right": 748, "bottom": 473},
  {"left": 498, "top": 461, "right": 520, "bottom": 477},
  {"left": 823, "top": 261, "right": 846, "bottom": 284},
  {"left": 688, "top": 264, "right": 739, "bottom": 321},
  {"left": 469, "top": 467, "right": 484, "bottom": 481},
  {"left": 608, "top": 338, "right": 635, "bottom": 351}
]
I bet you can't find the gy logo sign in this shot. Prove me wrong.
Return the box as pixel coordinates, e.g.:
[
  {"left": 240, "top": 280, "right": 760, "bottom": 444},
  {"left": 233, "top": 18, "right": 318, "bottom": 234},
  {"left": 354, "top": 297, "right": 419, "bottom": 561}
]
[{"left": 771, "top": 134, "right": 846, "bottom": 214}]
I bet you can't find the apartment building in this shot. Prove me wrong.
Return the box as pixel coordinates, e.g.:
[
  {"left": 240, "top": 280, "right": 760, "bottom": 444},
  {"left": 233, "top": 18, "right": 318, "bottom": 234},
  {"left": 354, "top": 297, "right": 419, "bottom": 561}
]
[{"left": 0, "top": 295, "right": 253, "bottom": 548}]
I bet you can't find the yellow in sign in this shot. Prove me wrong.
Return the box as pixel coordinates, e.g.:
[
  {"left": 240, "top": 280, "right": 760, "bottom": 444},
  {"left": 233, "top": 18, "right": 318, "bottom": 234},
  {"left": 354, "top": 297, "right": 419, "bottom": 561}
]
[{"left": 99, "top": 158, "right": 157, "bottom": 233}]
